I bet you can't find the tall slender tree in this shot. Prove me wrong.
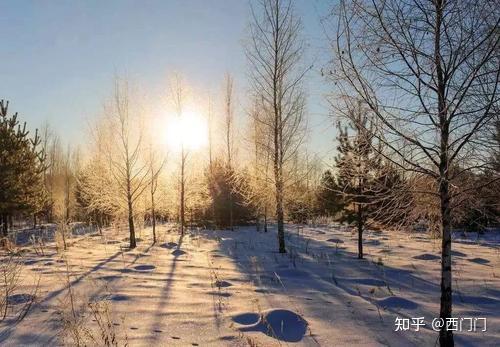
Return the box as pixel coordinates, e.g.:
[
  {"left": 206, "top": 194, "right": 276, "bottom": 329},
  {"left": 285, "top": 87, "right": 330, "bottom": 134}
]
[
  {"left": 243, "top": 98, "right": 273, "bottom": 232},
  {"left": 105, "top": 78, "right": 149, "bottom": 249},
  {"left": 169, "top": 74, "right": 189, "bottom": 235},
  {"left": 332, "top": 1, "right": 499, "bottom": 344},
  {"left": 207, "top": 94, "right": 214, "bottom": 170},
  {"left": 223, "top": 73, "right": 235, "bottom": 230},
  {"left": 147, "top": 142, "right": 166, "bottom": 244},
  {"left": 247, "top": 0, "right": 308, "bottom": 253}
]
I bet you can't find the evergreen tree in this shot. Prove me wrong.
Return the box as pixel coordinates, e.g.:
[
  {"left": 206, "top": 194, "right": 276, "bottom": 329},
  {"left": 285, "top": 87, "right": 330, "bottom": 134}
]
[
  {"left": 0, "top": 100, "right": 47, "bottom": 241},
  {"left": 334, "top": 102, "right": 380, "bottom": 259},
  {"left": 316, "top": 170, "right": 343, "bottom": 218},
  {"left": 206, "top": 159, "right": 255, "bottom": 228},
  {"left": 286, "top": 181, "right": 312, "bottom": 224}
]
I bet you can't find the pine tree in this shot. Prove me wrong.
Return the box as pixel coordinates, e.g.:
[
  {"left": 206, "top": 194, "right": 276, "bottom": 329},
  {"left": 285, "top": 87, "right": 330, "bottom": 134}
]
[
  {"left": 334, "top": 102, "right": 380, "bottom": 259},
  {"left": 316, "top": 170, "right": 343, "bottom": 218},
  {"left": 206, "top": 159, "right": 255, "bottom": 228},
  {"left": 0, "top": 100, "right": 47, "bottom": 241}
]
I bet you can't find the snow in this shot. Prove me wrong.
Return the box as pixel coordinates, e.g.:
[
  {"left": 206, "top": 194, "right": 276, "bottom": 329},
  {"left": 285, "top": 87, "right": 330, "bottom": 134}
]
[
  {"left": 233, "top": 309, "right": 308, "bottom": 342},
  {"left": 0, "top": 224, "right": 499, "bottom": 346}
]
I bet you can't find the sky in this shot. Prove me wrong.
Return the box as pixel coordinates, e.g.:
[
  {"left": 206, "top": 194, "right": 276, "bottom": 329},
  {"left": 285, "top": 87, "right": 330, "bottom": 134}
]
[{"left": 1, "top": 0, "right": 337, "bottom": 163}]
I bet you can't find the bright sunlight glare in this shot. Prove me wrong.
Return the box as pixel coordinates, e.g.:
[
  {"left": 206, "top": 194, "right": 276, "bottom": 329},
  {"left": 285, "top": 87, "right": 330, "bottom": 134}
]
[{"left": 165, "top": 111, "right": 208, "bottom": 151}]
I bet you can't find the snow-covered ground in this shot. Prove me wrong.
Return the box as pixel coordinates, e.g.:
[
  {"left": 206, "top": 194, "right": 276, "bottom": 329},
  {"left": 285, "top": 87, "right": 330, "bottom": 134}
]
[{"left": 0, "top": 224, "right": 498, "bottom": 346}]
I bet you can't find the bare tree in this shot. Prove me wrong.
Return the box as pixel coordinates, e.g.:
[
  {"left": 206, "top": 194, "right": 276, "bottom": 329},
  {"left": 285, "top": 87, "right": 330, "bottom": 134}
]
[
  {"left": 207, "top": 94, "right": 214, "bottom": 169},
  {"left": 77, "top": 118, "right": 116, "bottom": 231},
  {"left": 169, "top": 74, "right": 188, "bottom": 235},
  {"left": 147, "top": 142, "right": 166, "bottom": 244},
  {"left": 62, "top": 144, "right": 78, "bottom": 223},
  {"left": 241, "top": 98, "right": 273, "bottom": 232},
  {"left": 106, "top": 78, "right": 150, "bottom": 249},
  {"left": 247, "top": 0, "right": 308, "bottom": 253},
  {"left": 331, "top": 1, "right": 499, "bottom": 344},
  {"left": 40, "top": 123, "right": 57, "bottom": 224},
  {"left": 39, "top": 123, "right": 72, "bottom": 225},
  {"left": 223, "top": 73, "right": 235, "bottom": 230}
]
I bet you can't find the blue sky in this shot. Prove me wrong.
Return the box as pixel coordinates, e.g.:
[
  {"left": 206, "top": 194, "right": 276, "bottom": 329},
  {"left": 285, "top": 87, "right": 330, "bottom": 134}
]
[{"left": 1, "top": 0, "right": 337, "bottom": 161}]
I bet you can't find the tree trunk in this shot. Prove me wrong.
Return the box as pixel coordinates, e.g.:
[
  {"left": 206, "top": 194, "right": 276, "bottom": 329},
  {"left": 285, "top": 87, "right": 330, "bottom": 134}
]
[
  {"left": 439, "top": 178, "right": 453, "bottom": 346},
  {"left": 61, "top": 223, "right": 67, "bottom": 251},
  {"left": 151, "top": 197, "right": 156, "bottom": 244},
  {"left": 128, "top": 197, "right": 136, "bottom": 249},
  {"left": 97, "top": 212, "right": 103, "bottom": 236},
  {"left": 65, "top": 174, "right": 71, "bottom": 223},
  {"left": 276, "top": 173, "right": 285, "bottom": 253},
  {"left": 1, "top": 213, "right": 7, "bottom": 237},
  {"left": 274, "top": 109, "right": 285, "bottom": 252},
  {"left": 180, "top": 147, "right": 185, "bottom": 235},
  {"left": 0, "top": 214, "right": 7, "bottom": 248},
  {"left": 151, "top": 162, "right": 157, "bottom": 244},
  {"left": 229, "top": 190, "right": 234, "bottom": 231},
  {"left": 357, "top": 204, "right": 363, "bottom": 259},
  {"left": 190, "top": 208, "right": 194, "bottom": 230},
  {"left": 264, "top": 207, "right": 268, "bottom": 233},
  {"left": 435, "top": 1, "right": 453, "bottom": 343},
  {"left": 277, "top": 201, "right": 285, "bottom": 252}
]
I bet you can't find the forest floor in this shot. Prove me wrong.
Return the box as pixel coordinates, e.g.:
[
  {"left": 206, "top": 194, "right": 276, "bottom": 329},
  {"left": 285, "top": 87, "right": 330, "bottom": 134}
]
[{"left": 0, "top": 223, "right": 499, "bottom": 346}]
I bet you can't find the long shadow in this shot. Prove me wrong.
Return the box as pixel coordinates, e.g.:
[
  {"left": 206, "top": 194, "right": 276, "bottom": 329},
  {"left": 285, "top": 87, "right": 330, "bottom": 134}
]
[
  {"left": 205, "top": 244, "right": 224, "bottom": 333},
  {"left": 149, "top": 232, "right": 185, "bottom": 341},
  {"left": 38, "top": 250, "right": 123, "bottom": 306},
  {"left": 0, "top": 329, "right": 54, "bottom": 345},
  {"left": 13, "top": 223, "right": 98, "bottom": 246},
  {"left": 201, "top": 227, "right": 385, "bottom": 343},
  {"left": 129, "top": 243, "right": 154, "bottom": 266},
  {"left": 0, "top": 249, "right": 124, "bottom": 344},
  {"left": 198, "top": 225, "right": 498, "bottom": 345}
]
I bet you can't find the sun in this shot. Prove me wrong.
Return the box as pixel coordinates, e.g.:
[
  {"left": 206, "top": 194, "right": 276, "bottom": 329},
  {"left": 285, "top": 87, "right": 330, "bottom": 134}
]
[{"left": 165, "top": 110, "right": 208, "bottom": 151}]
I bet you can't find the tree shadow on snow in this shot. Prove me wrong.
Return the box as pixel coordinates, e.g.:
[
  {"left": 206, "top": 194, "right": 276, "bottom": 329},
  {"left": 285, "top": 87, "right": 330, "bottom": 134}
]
[
  {"left": 148, "top": 232, "right": 185, "bottom": 340},
  {"left": 198, "top": 226, "right": 498, "bottom": 345}
]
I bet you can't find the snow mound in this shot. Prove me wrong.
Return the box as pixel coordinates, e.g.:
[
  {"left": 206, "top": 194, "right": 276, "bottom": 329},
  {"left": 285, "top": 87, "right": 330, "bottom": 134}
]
[
  {"left": 214, "top": 280, "right": 232, "bottom": 288},
  {"left": 134, "top": 264, "right": 155, "bottom": 271},
  {"left": 468, "top": 257, "right": 489, "bottom": 264},
  {"left": 160, "top": 242, "right": 178, "bottom": 249},
  {"left": 7, "top": 294, "right": 34, "bottom": 305},
  {"left": 413, "top": 253, "right": 440, "bottom": 260},
  {"left": 233, "top": 309, "right": 308, "bottom": 342},
  {"left": 110, "top": 294, "right": 130, "bottom": 301},
  {"left": 23, "top": 259, "right": 39, "bottom": 266},
  {"left": 97, "top": 275, "right": 121, "bottom": 282},
  {"left": 172, "top": 249, "right": 186, "bottom": 256},
  {"left": 96, "top": 293, "right": 131, "bottom": 302},
  {"left": 233, "top": 312, "right": 260, "bottom": 325},
  {"left": 326, "top": 238, "right": 344, "bottom": 244},
  {"left": 377, "top": 296, "right": 418, "bottom": 310}
]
